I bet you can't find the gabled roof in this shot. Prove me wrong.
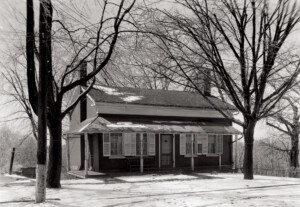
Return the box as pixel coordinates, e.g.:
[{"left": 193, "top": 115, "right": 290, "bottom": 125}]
[{"left": 86, "top": 85, "right": 236, "bottom": 111}]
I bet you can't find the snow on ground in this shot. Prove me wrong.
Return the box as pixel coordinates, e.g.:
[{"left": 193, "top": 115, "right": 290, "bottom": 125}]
[{"left": 1, "top": 173, "right": 300, "bottom": 207}]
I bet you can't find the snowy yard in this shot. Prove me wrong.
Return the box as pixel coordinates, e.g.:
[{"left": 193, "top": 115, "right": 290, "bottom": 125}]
[{"left": 1, "top": 172, "right": 300, "bottom": 207}]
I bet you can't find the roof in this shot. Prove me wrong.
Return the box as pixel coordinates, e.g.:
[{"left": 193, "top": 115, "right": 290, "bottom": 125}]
[
  {"left": 86, "top": 85, "right": 236, "bottom": 110},
  {"left": 66, "top": 116, "right": 241, "bottom": 135}
]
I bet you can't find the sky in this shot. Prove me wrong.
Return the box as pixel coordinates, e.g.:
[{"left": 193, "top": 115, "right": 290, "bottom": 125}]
[{"left": 0, "top": 0, "right": 300, "bottom": 140}]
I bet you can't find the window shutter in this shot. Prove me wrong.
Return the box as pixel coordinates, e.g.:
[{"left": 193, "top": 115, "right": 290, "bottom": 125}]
[
  {"left": 216, "top": 135, "right": 223, "bottom": 154},
  {"left": 103, "top": 133, "right": 110, "bottom": 156},
  {"left": 148, "top": 133, "right": 156, "bottom": 155},
  {"left": 180, "top": 134, "right": 186, "bottom": 155},
  {"left": 131, "top": 133, "right": 136, "bottom": 156},
  {"left": 202, "top": 134, "right": 208, "bottom": 154},
  {"left": 123, "top": 133, "right": 132, "bottom": 156}
]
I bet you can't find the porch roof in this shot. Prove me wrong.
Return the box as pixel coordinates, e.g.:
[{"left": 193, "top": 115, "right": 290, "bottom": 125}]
[{"left": 66, "top": 116, "right": 241, "bottom": 135}]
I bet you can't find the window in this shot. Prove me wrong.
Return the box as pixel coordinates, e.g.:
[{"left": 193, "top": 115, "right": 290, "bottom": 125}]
[
  {"left": 110, "top": 133, "right": 123, "bottom": 156},
  {"left": 197, "top": 143, "right": 203, "bottom": 154},
  {"left": 208, "top": 135, "right": 216, "bottom": 154},
  {"left": 180, "top": 133, "right": 196, "bottom": 155},
  {"left": 136, "top": 133, "right": 148, "bottom": 155},
  {"left": 186, "top": 134, "right": 192, "bottom": 155},
  {"left": 181, "top": 133, "right": 222, "bottom": 156},
  {"left": 197, "top": 134, "right": 208, "bottom": 155},
  {"left": 103, "top": 132, "right": 155, "bottom": 157}
]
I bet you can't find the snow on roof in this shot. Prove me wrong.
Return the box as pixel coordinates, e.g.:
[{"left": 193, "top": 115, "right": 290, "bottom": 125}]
[
  {"left": 87, "top": 85, "right": 236, "bottom": 110},
  {"left": 107, "top": 122, "right": 147, "bottom": 128},
  {"left": 93, "top": 85, "right": 144, "bottom": 103},
  {"left": 93, "top": 85, "right": 124, "bottom": 96},
  {"left": 120, "top": 95, "right": 143, "bottom": 102}
]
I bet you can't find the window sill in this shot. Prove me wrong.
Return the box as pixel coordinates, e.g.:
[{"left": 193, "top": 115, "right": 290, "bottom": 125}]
[
  {"left": 206, "top": 154, "right": 220, "bottom": 157},
  {"left": 183, "top": 154, "right": 222, "bottom": 157},
  {"left": 109, "top": 156, "right": 126, "bottom": 159},
  {"left": 184, "top": 155, "right": 198, "bottom": 158}
]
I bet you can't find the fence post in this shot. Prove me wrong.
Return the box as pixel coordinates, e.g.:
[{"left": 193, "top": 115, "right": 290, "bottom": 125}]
[{"left": 9, "top": 148, "right": 16, "bottom": 175}]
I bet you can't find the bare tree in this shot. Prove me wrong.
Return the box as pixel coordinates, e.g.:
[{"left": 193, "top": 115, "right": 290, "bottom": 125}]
[
  {"left": 26, "top": 0, "right": 136, "bottom": 188},
  {"left": 267, "top": 96, "right": 300, "bottom": 168},
  {"left": 1, "top": 57, "right": 38, "bottom": 140},
  {"left": 137, "top": 0, "right": 300, "bottom": 179}
]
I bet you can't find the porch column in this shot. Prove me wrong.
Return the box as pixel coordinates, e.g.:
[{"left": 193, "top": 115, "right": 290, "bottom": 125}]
[
  {"left": 140, "top": 134, "right": 143, "bottom": 173},
  {"left": 66, "top": 135, "right": 70, "bottom": 172},
  {"left": 158, "top": 134, "right": 161, "bottom": 169},
  {"left": 191, "top": 136, "right": 194, "bottom": 171},
  {"left": 234, "top": 134, "right": 238, "bottom": 170},
  {"left": 84, "top": 133, "right": 89, "bottom": 177},
  {"left": 173, "top": 134, "right": 175, "bottom": 168},
  {"left": 219, "top": 154, "right": 222, "bottom": 170}
]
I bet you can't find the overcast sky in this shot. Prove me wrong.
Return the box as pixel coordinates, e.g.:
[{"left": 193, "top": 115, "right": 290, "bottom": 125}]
[{"left": 0, "top": 0, "right": 299, "bottom": 139}]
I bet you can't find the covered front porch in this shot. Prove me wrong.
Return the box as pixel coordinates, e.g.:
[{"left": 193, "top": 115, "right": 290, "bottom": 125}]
[{"left": 65, "top": 116, "right": 241, "bottom": 178}]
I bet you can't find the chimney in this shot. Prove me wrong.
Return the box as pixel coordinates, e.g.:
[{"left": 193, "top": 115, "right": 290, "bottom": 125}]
[
  {"left": 79, "top": 61, "right": 88, "bottom": 122},
  {"left": 203, "top": 69, "right": 211, "bottom": 96},
  {"left": 79, "top": 60, "right": 87, "bottom": 86}
]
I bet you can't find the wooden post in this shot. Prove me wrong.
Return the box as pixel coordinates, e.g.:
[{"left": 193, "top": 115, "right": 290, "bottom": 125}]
[
  {"left": 84, "top": 133, "right": 89, "bottom": 177},
  {"left": 191, "top": 136, "right": 194, "bottom": 171},
  {"left": 173, "top": 134, "right": 175, "bottom": 168},
  {"left": 140, "top": 133, "right": 143, "bottom": 173},
  {"left": 158, "top": 134, "right": 161, "bottom": 169},
  {"left": 234, "top": 134, "right": 238, "bottom": 170},
  {"left": 9, "top": 148, "right": 15, "bottom": 175},
  {"left": 219, "top": 154, "right": 222, "bottom": 170},
  {"left": 66, "top": 136, "right": 70, "bottom": 172}
]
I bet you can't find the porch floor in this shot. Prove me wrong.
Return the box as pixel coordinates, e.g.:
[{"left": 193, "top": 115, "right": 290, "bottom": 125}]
[
  {"left": 68, "top": 170, "right": 106, "bottom": 179},
  {"left": 67, "top": 165, "right": 234, "bottom": 179}
]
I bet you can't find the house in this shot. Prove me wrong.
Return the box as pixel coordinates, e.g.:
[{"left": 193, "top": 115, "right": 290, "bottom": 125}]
[{"left": 65, "top": 85, "right": 241, "bottom": 177}]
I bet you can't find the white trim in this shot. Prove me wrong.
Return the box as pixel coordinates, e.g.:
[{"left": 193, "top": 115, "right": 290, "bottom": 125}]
[
  {"left": 191, "top": 134, "right": 194, "bottom": 171},
  {"left": 140, "top": 133, "right": 143, "bottom": 173},
  {"left": 66, "top": 136, "right": 70, "bottom": 172},
  {"left": 96, "top": 102, "right": 232, "bottom": 118},
  {"left": 84, "top": 133, "right": 89, "bottom": 177},
  {"left": 234, "top": 134, "right": 238, "bottom": 170},
  {"left": 86, "top": 94, "right": 96, "bottom": 106},
  {"left": 158, "top": 134, "right": 161, "bottom": 169},
  {"left": 173, "top": 134, "right": 175, "bottom": 168}
]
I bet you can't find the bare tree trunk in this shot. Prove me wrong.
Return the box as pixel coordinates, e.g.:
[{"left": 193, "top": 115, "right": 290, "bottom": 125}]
[
  {"left": 47, "top": 112, "right": 62, "bottom": 188},
  {"left": 290, "top": 136, "right": 299, "bottom": 168},
  {"left": 243, "top": 120, "right": 256, "bottom": 180},
  {"left": 35, "top": 0, "right": 52, "bottom": 203}
]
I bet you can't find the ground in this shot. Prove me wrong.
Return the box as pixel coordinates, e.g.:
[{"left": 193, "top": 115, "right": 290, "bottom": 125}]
[{"left": 0, "top": 172, "right": 300, "bottom": 207}]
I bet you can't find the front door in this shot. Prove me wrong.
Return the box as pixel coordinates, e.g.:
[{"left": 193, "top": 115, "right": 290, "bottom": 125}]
[{"left": 161, "top": 134, "right": 173, "bottom": 167}]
